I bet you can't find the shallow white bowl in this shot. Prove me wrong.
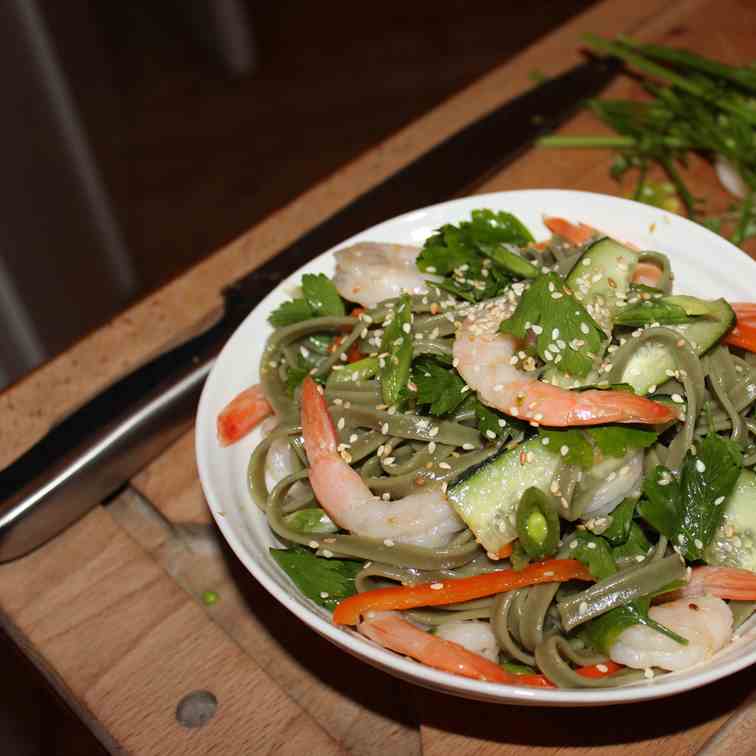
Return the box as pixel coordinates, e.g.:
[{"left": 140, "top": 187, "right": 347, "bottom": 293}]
[{"left": 196, "top": 190, "right": 756, "bottom": 705}]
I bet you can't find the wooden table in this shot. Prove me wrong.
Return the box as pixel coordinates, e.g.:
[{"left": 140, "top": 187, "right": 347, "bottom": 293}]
[{"left": 1, "top": 0, "right": 755, "bottom": 753}]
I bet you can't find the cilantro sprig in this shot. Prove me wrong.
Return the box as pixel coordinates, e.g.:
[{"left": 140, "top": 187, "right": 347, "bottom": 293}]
[
  {"left": 639, "top": 434, "right": 742, "bottom": 559},
  {"left": 499, "top": 273, "right": 605, "bottom": 377},
  {"left": 269, "top": 273, "right": 345, "bottom": 326},
  {"left": 417, "top": 210, "right": 538, "bottom": 303},
  {"left": 412, "top": 356, "right": 467, "bottom": 416}
]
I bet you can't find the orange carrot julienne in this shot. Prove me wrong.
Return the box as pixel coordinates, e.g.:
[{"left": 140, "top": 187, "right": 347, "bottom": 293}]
[
  {"left": 543, "top": 217, "right": 596, "bottom": 245},
  {"left": 496, "top": 542, "right": 514, "bottom": 559},
  {"left": 332, "top": 559, "right": 593, "bottom": 625}
]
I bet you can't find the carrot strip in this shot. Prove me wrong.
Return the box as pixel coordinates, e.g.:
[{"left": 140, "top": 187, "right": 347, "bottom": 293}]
[
  {"left": 723, "top": 320, "right": 756, "bottom": 352},
  {"left": 329, "top": 334, "right": 363, "bottom": 363},
  {"left": 631, "top": 260, "right": 664, "bottom": 288},
  {"left": 496, "top": 542, "right": 514, "bottom": 560},
  {"left": 333, "top": 559, "right": 593, "bottom": 625},
  {"left": 543, "top": 217, "right": 596, "bottom": 245}
]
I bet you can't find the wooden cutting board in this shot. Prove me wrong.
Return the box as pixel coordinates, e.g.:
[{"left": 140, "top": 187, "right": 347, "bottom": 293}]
[{"left": 1, "top": 0, "right": 755, "bottom": 753}]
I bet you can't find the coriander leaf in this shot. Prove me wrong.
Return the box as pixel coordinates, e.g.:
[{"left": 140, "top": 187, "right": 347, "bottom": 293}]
[
  {"left": 417, "top": 225, "right": 479, "bottom": 275},
  {"left": 565, "top": 530, "right": 617, "bottom": 580},
  {"left": 639, "top": 465, "right": 681, "bottom": 539},
  {"left": 301, "top": 273, "right": 345, "bottom": 317},
  {"left": 269, "top": 546, "right": 361, "bottom": 611},
  {"left": 499, "top": 273, "right": 604, "bottom": 377},
  {"left": 588, "top": 426, "right": 658, "bottom": 458},
  {"left": 501, "top": 661, "right": 538, "bottom": 675},
  {"left": 678, "top": 434, "right": 742, "bottom": 559},
  {"left": 612, "top": 522, "right": 653, "bottom": 563},
  {"left": 269, "top": 298, "right": 312, "bottom": 327},
  {"left": 539, "top": 428, "right": 594, "bottom": 468},
  {"left": 601, "top": 498, "right": 636, "bottom": 546},
  {"left": 283, "top": 508, "right": 338, "bottom": 535},
  {"left": 285, "top": 356, "right": 311, "bottom": 395},
  {"left": 413, "top": 357, "right": 467, "bottom": 416},
  {"left": 466, "top": 209, "right": 534, "bottom": 247},
  {"left": 474, "top": 399, "right": 508, "bottom": 440}
]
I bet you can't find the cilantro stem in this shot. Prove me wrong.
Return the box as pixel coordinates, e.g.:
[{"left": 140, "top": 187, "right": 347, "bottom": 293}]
[
  {"left": 584, "top": 35, "right": 756, "bottom": 126},
  {"left": 538, "top": 135, "right": 636, "bottom": 148}
]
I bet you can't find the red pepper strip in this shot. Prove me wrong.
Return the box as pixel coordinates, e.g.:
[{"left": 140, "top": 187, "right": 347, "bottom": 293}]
[
  {"left": 496, "top": 542, "right": 514, "bottom": 560},
  {"left": 723, "top": 320, "right": 756, "bottom": 353},
  {"left": 333, "top": 559, "right": 593, "bottom": 625},
  {"left": 575, "top": 660, "right": 623, "bottom": 679},
  {"left": 543, "top": 217, "right": 596, "bottom": 245}
]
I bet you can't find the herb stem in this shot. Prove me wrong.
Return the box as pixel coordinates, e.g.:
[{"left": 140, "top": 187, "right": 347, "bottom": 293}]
[{"left": 538, "top": 135, "right": 636, "bottom": 148}]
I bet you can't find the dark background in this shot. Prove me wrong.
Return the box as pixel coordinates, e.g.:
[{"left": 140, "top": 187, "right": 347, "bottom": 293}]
[{"left": 0, "top": 0, "right": 594, "bottom": 752}]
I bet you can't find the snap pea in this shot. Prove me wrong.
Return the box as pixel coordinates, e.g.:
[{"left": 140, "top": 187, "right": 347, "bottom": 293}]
[
  {"left": 379, "top": 293, "right": 413, "bottom": 406},
  {"left": 516, "top": 488, "right": 560, "bottom": 559}
]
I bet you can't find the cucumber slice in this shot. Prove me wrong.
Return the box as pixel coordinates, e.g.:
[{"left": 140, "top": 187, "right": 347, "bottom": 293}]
[
  {"left": 546, "top": 237, "right": 639, "bottom": 387},
  {"left": 704, "top": 469, "right": 756, "bottom": 573},
  {"left": 566, "top": 237, "right": 640, "bottom": 333},
  {"left": 614, "top": 298, "right": 735, "bottom": 395},
  {"left": 446, "top": 438, "right": 561, "bottom": 553}
]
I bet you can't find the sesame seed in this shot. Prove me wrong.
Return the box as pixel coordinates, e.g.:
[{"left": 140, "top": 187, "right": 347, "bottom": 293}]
[
  {"left": 430, "top": 582, "right": 444, "bottom": 590},
  {"left": 596, "top": 664, "right": 609, "bottom": 673},
  {"left": 462, "top": 443, "right": 475, "bottom": 450},
  {"left": 714, "top": 496, "right": 725, "bottom": 506},
  {"left": 384, "top": 457, "right": 395, "bottom": 465},
  {"left": 402, "top": 322, "right": 411, "bottom": 334},
  {"left": 381, "top": 422, "right": 389, "bottom": 434},
  {"left": 694, "top": 538, "right": 704, "bottom": 550},
  {"left": 428, "top": 441, "right": 436, "bottom": 453},
  {"left": 560, "top": 445, "right": 569, "bottom": 457},
  {"left": 452, "top": 358, "right": 460, "bottom": 368},
  {"left": 337, "top": 417, "right": 345, "bottom": 430},
  {"left": 587, "top": 541, "right": 597, "bottom": 550},
  {"left": 439, "top": 462, "right": 452, "bottom": 470},
  {"left": 695, "top": 460, "right": 706, "bottom": 473},
  {"left": 429, "top": 426, "right": 440, "bottom": 438},
  {"left": 644, "top": 668, "right": 654, "bottom": 680},
  {"left": 383, "top": 539, "right": 395, "bottom": 547},
  {"left": 308, "top": 541, "right": 319, "bottom": 549},
  {"left": 579, "top": 601, "right": 588, "bottom": 615},
  {"left": 569, "top": 540, "right": 578, "bottom": 549},
  {"left": 580, "top": 323, "right": 590, "bottom": 335},
  {"left": 671, "top": 393, "right": 684, "bottom": 404},
  {"left": 322, "top": 550, "right": 334, "bottom": 558},
  {"left": 320, "top": 592, "right": 330, "bottom": 599},
  {"left": 498, "top": 419, "right": 507, "bottom": 427},
  {"left": 542, "top": 437, "right": 551, "bottom": 446}
]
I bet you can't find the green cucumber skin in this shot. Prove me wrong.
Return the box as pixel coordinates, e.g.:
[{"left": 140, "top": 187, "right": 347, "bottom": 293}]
[
  {"left": 705, "top": 469, "right": 756, "bottom": 573},
  {"left": 546, "top": 237, "right": 639, "bottom": 388},
  {"left": 617, "top": 298, "right": 735, "bottom": 395},
  {"left": 446, "top": 438, "right": 560, "bottom": 553}
]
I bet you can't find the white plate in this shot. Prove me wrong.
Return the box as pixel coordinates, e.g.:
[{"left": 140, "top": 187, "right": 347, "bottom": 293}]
[{"left": 196, "top": 189, "right": 756, "bottom": 706}]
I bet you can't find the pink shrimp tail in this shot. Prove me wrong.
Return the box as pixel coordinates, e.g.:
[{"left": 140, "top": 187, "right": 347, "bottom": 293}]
[
  {"left": 510, "top": 381, "right": 678, "bottom": 427},
  {"left": 666, "top": 566, "right": 756, "bottom": 602},
  {"left": 217, "top": 384, "right": 273, "bottom": 446},
  {"left": 358, "top": 613, "right": 512, "bottom": 683},
  {"left": 301, "top": 377, "right": 339, "bottom": 464}
]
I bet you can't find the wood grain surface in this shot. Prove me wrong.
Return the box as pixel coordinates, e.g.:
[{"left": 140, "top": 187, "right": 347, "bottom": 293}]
[{"left": 1, "top": 0, "right": 755, "bottom": 753}]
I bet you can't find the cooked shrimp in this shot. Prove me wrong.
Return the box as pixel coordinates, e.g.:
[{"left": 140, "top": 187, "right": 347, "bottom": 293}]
[
  {"left": 609, "top": 595, "right": 733, "bottom": 672},
  {"left": 665, "top": 566, "right": 756, "bottom": 602},
  {"left": 452, "top": 298, "right": 677, "bottom": 427},
  {"left": 358, "top": 612, "right": 511, "bottom": 682},
  {"left": 217, "top": 384, "right": 273, "bottom": 446},
  {"left": 300, "top": 377, "right": 464, "bottom": 547},
  {"left": 435, "top": 620, "right": 501, "bottom": 662},
  {"left": 544, "top": 217, "right": 663, "bottom": 287},
  {"left": 332, "top": 242, "right": 442, "bottom": 308}
]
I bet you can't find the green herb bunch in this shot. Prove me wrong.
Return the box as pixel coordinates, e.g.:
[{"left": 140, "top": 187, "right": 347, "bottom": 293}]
[{"left": 540, "top": 35, "right": 756, "bottom": 246}]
